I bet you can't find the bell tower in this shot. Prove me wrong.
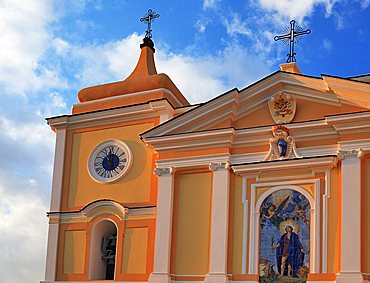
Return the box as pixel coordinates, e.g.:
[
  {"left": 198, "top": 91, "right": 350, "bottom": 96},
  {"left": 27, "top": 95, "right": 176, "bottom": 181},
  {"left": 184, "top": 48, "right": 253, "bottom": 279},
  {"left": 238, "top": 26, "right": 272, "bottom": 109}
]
[{"left": 41, "top": 27, "right": 189, "bottom": 282}]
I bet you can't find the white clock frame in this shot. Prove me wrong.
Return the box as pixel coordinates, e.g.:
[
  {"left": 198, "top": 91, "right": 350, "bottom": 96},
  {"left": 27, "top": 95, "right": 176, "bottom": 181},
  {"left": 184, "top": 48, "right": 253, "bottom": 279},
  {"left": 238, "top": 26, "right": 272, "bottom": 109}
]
[{"left": 88, "top": 139, "right": 133, "bottom": 184}]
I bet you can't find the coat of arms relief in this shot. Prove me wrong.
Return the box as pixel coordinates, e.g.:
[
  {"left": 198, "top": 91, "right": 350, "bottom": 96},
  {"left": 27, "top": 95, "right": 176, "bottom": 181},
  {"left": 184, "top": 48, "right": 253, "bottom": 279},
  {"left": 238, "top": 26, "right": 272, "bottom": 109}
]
[
  {"left": 265, "top": 125, "right": 300, "bottom": 161},
  {"left": 268, "top": 92, "right": 296, "bottom": 124}
]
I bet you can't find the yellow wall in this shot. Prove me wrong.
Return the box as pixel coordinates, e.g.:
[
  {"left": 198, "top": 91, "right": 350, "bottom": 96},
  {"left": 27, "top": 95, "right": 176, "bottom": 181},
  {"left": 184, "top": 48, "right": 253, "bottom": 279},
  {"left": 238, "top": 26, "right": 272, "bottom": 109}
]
[
  {"left": 67, "top": 122, "right": 154, "bottom": 209},
  {"left": 327, "top": 167, "right": 340, "bottom": 273},
  {"left": 122, "top": 227, "right": 149, "bottom": 274},
  {"left": 63, "top": 230, "right": 86, "bottom": 274},
  {"left": 172, "top": 172, "right": 212, "bottom": 275},
  {"left": 232, "top": 175, "right": 243, "bottom": 274}
]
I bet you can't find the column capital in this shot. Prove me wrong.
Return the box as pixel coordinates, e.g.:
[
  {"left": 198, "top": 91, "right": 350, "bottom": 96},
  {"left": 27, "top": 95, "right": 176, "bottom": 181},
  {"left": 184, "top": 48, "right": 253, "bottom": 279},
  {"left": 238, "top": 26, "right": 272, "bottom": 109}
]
[
  {"left": 154, "top": 166, "right": 174, "bottom": 176},
  {"left": 337, "top": 148, "right": 364, "bottom": 160},
  {"left": 209, "top": 161, "right": 229, "bottom": 171}
]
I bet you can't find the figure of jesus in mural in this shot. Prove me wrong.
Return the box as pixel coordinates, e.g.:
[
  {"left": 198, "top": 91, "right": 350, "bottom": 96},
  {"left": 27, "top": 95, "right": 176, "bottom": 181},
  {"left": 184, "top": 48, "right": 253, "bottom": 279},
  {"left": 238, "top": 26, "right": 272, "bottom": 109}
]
[{"left": 273, "top": 225, "right": 305, "bottom": 277}]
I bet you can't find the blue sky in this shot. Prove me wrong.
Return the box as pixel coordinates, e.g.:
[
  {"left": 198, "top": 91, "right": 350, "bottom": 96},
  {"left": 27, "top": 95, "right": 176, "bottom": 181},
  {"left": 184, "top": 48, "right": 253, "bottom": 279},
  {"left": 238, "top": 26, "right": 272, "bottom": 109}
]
[{"left": 0, "top": 1, "right": 369, "bottom": 282}]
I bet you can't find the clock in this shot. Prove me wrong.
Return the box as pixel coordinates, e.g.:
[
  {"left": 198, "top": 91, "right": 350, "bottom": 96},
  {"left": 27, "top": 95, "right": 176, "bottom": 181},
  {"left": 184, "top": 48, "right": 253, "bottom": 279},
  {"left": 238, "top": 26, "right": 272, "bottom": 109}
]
[{"left": 88, "top": 140, "right": 133, "bottom": 183}]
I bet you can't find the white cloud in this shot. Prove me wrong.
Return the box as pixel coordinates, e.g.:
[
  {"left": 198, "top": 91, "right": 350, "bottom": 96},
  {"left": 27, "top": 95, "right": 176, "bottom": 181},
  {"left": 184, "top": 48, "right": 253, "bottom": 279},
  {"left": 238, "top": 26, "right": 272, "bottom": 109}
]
[
  {"left": 0, "top": 1, "right": 62, "bottom": 282},
  {"left": 70, "top": 33, "right": 142, "bottom": 87},
  {"left": 195, "top": 19, "right": 208, "bottom": 33},
  {"left": 53, "top": 38, "right": 70, "bottom": 55},
  {"left": 50, "top": 92, "right": 67, "bottom": 109},
  {"left": 322, "top": 39, "right": 333, "bottom": 50},
  {"left": 0, "top": 0, "right": 67, "bottom": 95},
  {"left": 223, "top": 13, "right": 252, "bottom": 37},
  {"left": 156, "top": 44, "right": 272, "bottom": 103},
  {"left": 0, "top": 175, "right": 49, "bottom": 283},
  {"left": 361, "top": 0, "right": 370, "bottom": 8},
  {"left": 258, "top": 0, "right": 339, "bottom": 23},
  {"left": 66, "top": 33, "right": 273, "bottom": 104},
  {"left": 0, "top": 117, "right": 53, "bottom": 146},
  {"left": 203, "top": 0, "right": 220, "bottom": 10}
]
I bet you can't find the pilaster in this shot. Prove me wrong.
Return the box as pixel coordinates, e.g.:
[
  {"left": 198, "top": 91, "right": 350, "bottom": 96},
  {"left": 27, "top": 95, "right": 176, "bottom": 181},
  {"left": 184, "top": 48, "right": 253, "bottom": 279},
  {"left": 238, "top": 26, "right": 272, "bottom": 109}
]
[
  {"left": 336, "top": 149, "right": 364, "bottom": 283},
  {"left": 149, "top": 166, "right": 175, "bottom": 283},
  {"left": 44, "top": 124, "right": 67, "bottom": 282},
  {"left": 204, "top": 162, "right": 230, "bottom": 283}
]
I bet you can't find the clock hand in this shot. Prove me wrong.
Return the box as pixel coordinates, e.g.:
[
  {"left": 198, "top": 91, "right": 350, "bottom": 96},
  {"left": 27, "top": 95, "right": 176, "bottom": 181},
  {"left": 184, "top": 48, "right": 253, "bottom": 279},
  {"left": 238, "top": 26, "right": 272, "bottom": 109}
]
[{"left": 108, "top": 148, "right": 114, "bottom": 167}]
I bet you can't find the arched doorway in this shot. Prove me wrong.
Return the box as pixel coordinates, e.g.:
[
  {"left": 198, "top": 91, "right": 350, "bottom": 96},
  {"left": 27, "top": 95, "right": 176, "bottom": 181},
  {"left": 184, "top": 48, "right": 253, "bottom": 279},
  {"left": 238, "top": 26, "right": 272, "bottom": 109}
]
[
  {"left": 258, "top": 189, "right": 310, "bottom": 282},
  {"left": 89, "top": 219, "right": 118, "bottom": 280}
]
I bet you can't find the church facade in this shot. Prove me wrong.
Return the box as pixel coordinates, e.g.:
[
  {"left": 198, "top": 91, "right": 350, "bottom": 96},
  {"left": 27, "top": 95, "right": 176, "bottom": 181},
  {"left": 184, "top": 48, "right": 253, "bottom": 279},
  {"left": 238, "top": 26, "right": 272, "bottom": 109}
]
[{"left": 41, "top": 35, "right": 370, "bottom": 283}]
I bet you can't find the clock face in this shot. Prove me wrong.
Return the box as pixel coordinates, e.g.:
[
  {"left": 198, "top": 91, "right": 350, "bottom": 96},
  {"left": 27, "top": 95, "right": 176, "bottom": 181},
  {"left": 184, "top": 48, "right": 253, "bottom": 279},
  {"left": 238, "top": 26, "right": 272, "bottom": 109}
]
[{"left": 88, "top": 140, "right": 132, "bottom": 183}]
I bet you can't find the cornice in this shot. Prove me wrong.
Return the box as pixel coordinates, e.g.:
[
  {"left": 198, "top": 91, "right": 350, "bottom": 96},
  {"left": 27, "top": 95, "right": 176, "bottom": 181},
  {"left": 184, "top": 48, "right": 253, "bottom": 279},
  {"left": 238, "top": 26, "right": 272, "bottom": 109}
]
[
  {"left": 145, "top": 120, "right": 340, "bottom": 153},
  {"left": 237, "top": 72, "right": 333, "bottom": 106},
  {"left": 47, "top": 200, "right": 156, "bottom": 223},
  {"left": 145, "top": 128, "right": 235, "bottom": 151},
  {"left": 47, "top": 99, "right": 175, "bottom": 130},
  {"left": 232, "top": 156, "right": 338, "bottom": 176},
  {"left": 325, "top": 111, "right": 370, "bottom": 134},
  {"left": 139, "top": 71, "right": 370, "bottom": 141},
  {"left": 46, "top": 116, "right": 69, "bottom": 131},
  {"left": 156, "top": 153, "right": 231, "bottom": 169},
  {"left": 323, "top": 75, "right": 370, "bottom": 107},
  {"left": 338, "top": 138, "right": 370, "bottom": 151},
  {"left": 142, "top": 89, "right": 239, "bottom": 138}
]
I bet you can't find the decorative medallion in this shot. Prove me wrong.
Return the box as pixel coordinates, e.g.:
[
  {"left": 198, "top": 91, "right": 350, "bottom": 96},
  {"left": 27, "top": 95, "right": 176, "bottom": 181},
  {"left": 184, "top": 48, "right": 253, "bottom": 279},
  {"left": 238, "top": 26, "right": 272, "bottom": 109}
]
[
  {"left": 268, "top": 92, "right": 296, "bottom": 124},
  {"left": 265, "top": 125, "right": 300, "bottom": 161},
  {"left": 88, "top": 140, "right": 133, "bottom": 184}
]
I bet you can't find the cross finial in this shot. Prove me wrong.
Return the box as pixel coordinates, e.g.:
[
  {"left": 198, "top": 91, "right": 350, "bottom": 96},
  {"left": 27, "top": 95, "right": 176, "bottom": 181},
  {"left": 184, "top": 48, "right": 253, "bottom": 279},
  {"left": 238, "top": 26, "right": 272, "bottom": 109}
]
[
  {"left": 140, "top": 9, "right": 160, "bottom": 39},
  {"left": 274, "top": 20, "right": 311, "bottom": 63}
]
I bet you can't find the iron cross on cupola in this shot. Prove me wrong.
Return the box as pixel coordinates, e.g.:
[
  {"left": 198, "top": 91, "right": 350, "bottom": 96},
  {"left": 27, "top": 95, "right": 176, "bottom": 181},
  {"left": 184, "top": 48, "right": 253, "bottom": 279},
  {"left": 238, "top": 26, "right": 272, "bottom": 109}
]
[
  {"left": 274, "top": 20, "right": 311, "bottom": 63},
  {"left": 140, "top": 9, "right": 160, "bottom": 39}
]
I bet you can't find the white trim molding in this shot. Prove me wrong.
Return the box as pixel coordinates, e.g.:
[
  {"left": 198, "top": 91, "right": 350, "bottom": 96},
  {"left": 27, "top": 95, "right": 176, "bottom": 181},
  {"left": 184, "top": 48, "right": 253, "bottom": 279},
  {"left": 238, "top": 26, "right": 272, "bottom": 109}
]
[
  {"left": 156, "top": 154, "right": 231, "bottom": 169},
  {"left": 337, "top": 148, "right": 364, "bottom": 283},
  {"left": 205, "top": 161, "right": 230, "bottom": 283},
  {"left": 149, "top": 167, "right": 176, "bottom": 283},
  {"left": 241, "top": 176, "right": 249, "bottom": 275},
  {"left": 44, "top": 124, "right": 67, "bottom": 282},
  {"left": 322, "top": 169, "right": 330, "bottom": 273}
]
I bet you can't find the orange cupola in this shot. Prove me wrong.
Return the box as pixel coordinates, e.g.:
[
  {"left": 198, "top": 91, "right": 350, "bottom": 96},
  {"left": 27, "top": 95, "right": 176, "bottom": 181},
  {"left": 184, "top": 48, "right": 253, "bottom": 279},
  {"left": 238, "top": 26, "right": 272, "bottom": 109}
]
[{"left": 72, "top": 37, "right": 189, "bottom": 114}]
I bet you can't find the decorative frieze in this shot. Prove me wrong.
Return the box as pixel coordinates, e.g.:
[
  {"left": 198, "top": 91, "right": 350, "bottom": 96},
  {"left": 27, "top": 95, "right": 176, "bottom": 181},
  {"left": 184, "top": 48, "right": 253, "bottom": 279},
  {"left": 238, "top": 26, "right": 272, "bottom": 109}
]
[
  {"left": 337, "top": 148, "right": 364, "bottom": 160},
  {"left": 154, "top": 166, "right": 173, "bottom": 176},
  {"left": 209, "top": 161, "right": 229, "bottom": 171}
]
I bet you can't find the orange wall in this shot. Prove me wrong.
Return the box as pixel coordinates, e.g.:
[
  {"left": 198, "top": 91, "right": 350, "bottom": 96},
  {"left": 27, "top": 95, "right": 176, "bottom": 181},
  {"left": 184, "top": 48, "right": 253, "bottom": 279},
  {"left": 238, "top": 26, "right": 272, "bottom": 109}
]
[
  {"left": 61, "top": 121, "right": 156, "bottom": 211},
  {"left": 56, "top": 216, "right": 155, "bottom": 281}
]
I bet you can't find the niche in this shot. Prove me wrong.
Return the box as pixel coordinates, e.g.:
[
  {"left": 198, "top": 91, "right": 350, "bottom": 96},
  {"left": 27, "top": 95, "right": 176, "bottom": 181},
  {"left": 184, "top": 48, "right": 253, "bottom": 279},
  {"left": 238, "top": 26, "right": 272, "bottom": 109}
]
[{"left": 89, "top": 220, "right": 117, "bottom": 280}]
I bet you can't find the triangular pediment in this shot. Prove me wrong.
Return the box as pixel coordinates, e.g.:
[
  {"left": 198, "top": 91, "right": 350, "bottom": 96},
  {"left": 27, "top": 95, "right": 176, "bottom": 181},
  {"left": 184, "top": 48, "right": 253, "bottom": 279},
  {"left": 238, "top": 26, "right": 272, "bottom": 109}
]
[{"left": 142, "top": 71, "right": 370, "bottom": 139}]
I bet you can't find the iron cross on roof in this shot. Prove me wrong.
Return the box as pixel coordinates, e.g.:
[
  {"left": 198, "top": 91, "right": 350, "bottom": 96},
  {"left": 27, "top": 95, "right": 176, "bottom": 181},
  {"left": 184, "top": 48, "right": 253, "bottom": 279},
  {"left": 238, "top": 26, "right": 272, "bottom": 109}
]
[
  {"left": 274, "top": 20, "right": 311, "bottom": 63},
  {"left": 140, "top": 9, "right": 160, "bottom": 39}
]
